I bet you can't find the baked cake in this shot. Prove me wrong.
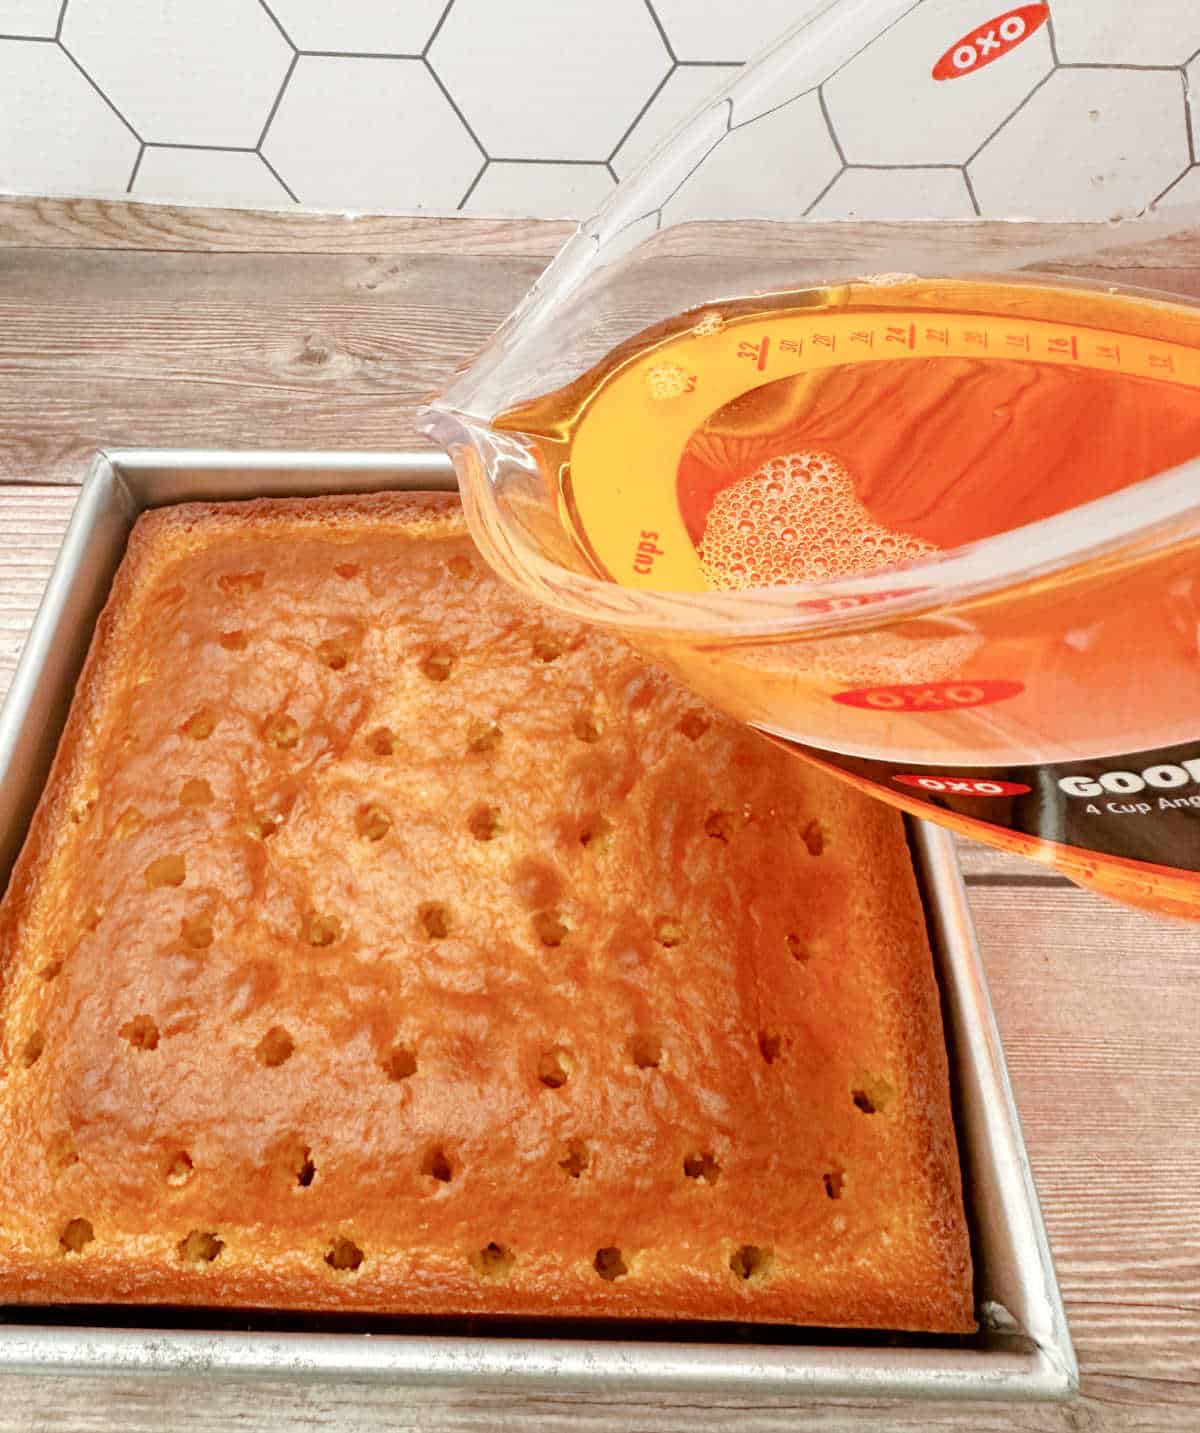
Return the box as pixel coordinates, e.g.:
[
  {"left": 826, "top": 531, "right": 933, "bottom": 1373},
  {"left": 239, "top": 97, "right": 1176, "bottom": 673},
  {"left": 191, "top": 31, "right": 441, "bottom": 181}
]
[{"left": 0, "top": 493, "right": 973, "bottom": 1329}]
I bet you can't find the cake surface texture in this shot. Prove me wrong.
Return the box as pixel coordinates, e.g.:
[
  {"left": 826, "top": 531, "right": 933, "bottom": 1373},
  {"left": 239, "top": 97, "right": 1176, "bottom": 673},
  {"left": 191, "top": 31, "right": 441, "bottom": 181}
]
[{"left": 0, "top": 492, "right": 973, "bottom": 1329}]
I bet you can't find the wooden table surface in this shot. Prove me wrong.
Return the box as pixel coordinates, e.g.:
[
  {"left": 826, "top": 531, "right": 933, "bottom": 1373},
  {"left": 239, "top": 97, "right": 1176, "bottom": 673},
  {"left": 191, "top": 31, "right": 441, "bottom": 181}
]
[{"left": 0, "top": 196, "right": 1196, "bottom": 1432}]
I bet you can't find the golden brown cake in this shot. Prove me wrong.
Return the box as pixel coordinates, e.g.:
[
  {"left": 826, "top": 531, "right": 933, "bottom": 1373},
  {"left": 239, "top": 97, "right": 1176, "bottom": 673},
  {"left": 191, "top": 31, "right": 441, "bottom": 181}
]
[{"left": 0, "top": 492, "right": 973, "bottom": 1330}]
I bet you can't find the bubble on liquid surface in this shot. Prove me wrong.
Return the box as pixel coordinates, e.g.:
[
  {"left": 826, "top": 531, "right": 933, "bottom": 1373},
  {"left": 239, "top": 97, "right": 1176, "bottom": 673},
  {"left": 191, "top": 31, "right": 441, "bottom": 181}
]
[{"left": 697, "top": 450, "right": 935, "bottom": 591}]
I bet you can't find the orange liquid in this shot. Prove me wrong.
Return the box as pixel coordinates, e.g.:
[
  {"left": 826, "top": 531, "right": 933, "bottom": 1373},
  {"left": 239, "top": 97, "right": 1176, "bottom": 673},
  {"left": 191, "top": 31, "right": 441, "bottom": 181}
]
[{"left": 496, "top": 279, "right": 1200, "bottom": 917}]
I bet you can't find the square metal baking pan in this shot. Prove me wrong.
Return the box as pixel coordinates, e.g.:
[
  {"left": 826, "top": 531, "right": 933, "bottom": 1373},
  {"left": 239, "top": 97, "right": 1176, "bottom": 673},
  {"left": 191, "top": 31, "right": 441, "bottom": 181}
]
[{"left": 0, "top": 449, "right": 1077, "bottom": 1400}]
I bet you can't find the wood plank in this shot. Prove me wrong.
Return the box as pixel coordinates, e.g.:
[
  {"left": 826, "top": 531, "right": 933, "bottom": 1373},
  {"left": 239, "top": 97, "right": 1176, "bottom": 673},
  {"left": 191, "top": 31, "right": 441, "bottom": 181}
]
[
  {"left": 0, "top": 196, "right": 574, "bottom": 257},
  {"left": 0, "top": 246, "right": 543, "bottom": 486}
]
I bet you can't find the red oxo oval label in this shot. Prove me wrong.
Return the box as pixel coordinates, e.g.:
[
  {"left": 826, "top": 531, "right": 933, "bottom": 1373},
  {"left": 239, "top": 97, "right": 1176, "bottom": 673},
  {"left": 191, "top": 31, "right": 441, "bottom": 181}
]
[
  {"left": 893, "top": 774, "right": 1032, "bottom": 797},
  {"left": 832, "top": 679, "right": 1024, "bottom": 711},
  {"left": 932, "top": 4, "right": 1049, "bottom": 80}
]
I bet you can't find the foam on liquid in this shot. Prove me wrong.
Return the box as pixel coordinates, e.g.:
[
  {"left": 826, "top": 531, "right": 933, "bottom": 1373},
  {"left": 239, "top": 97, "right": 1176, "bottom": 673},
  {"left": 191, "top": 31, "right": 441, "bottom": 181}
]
[{"left": 696, "top": 450, "right": 935, "bottom": 592}]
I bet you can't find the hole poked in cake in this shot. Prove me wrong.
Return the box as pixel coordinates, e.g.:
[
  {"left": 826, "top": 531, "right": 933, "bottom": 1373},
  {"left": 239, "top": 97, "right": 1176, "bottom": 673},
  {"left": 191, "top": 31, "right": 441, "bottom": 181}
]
[
  {"left": 802, "top": 819, "right": 826, "bottom": 857},
  {"left": 537, "top": 1048, "right": 574, "bottom": 1090},
  {"left": 823, "top": 1167, "right": 845, "bottom": 1200},
  {"left": 166, "top": 1151, "right": 194, "bottom": 1186},
  {"left": 218, "top": 629, "right": 247, "bottom": 651},
  {"left": 532, "top": 909, "right": 568, "bottom": 947},
  {"left": 418, "top": 902, "right": 450, "bottom": 939},
  {"left": 355, "top": 804, "right": 391, "bottom": 842},
  {"left": 419, "top": 645, "right": 455, "bottom": 682},
  {"left": 257, "top": 1026, "right": 295, "bottom": 1067},
  {"left": 447, "top": 554, "right": 473, "bottom": 580},
  {"left": 758, "top": 1030, "right": 782, "bottom": 1065},
  {"left": 729, "top": 1244, "right": 772, "bottom": 1282},
  {"left": 265, "top": 714, "right": 300, "bottom": 750},
  {"left": 183, "top": 709, "right": 217, "bottom": 741},
  {"left": 19, "top": 1032, "right": 44, "bottom": 1068},
  {"left": 654, "top": 917, "right": 684, "bottom": 949},
  {"left": 571, "top": 714, "right": 602, "bottom": 744},
  {"left": 705, "top": 810, "right": 734, "bottom": 843},
  {"left": 852, "top": 1076, "right": 895, "bottom": 1115},
  {"left": 368, "top": 726, "right": 395, "bottom": 757},
  {"left": 145, "top": 854, "right": 186, "bottom": 889},
  {"left": 316, "top": 637, "right": 352, "bottom": 671},
  {"left": 578, "top": 815, "right": 612, "bottom": 852},
  {"left": 381, "top": 1044, "right": 417, "bottom": 1082},
  {"left": 472, "top": 1241, "right": 515, "bottom": 1280},
  {"left": 467, "top": 719, "right": 502, "bottom": 755},
  {"left": 179, "top": 778, "right": 213, "bottom": 807},
  {"left": 677, "top": 711, "right": 710, "bottom": 742},
  {"left": 421, "top": 1145, "right": 453, "bottom": 1184},
  {"left": 248, "top": 809, "right": 284, "bottom": 840},
  {"left": 39, "top": 958, "right": 63, "bottom": 982},
  {"left": 683, "top": 1152, "right": 720, "bottom": 1184},
  {"left": 120, "top": 1015, "right": 159, "bottom": 1051},
  {"left": 558, "top": 1138, "right": 589, "bottom": 1179},
  {"left": 51, "top": 1135, "right": 79, "bottom": 1172},
  {"left": 532, "top": 635, "right": 563, "bottom": 663},
  {"left": 630, "top": 1033, "right": 663, "bottom": 1070},
  {"left": 594, "top": 1246, "right": 628, "bottom": 1281},
  {"left": 69, "top": 797, "right": 95, "bottom": 826},
  {"left": 334, "top": 562, "right": 361, "bottom": 580},
  {"left": 785, "top": 932, "right": 807, "bottom": 963},
  {"left": 325, "top": 1236, "right": 364, "bottom": 1272},
  {"left": 467, "top": 804, "right": 501, "bottom": 842},
  {"left": 59, "top": 1217, "right": 94, "bottom": 1255},
  {"left": 181, "top": 913, "right": 213, "bottom": 949},
  {"left": 302, "top": 912, "right": 341, "bottom": 947},
  {"left": 178, "top": 1230, "right": 224, "bottom": 1264},
  {"left": 296, "top": 1147, "right": 316, "bottom": 1187},
  {"left": 218, "top": 570, "right": 264, "bottom": 596}
]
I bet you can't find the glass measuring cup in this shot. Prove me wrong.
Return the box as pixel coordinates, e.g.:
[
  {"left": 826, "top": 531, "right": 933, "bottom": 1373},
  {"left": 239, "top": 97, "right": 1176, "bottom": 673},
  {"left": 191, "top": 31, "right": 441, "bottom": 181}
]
[{"left": 422, "top": 0, "right": 1200, "bottom": 918}]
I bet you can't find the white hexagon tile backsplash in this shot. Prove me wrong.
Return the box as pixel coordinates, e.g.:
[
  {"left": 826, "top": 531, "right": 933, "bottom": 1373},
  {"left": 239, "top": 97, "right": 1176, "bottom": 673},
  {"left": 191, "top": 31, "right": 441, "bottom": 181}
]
[{"left": 1, "top": 0, "right": 1199, "bottom": 219}]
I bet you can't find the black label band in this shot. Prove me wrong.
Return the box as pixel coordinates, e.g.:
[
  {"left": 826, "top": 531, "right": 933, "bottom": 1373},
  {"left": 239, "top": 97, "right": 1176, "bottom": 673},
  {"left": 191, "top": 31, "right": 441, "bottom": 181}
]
[{"left": 765, "top": 734, "right": 1200, "bottom": 874}]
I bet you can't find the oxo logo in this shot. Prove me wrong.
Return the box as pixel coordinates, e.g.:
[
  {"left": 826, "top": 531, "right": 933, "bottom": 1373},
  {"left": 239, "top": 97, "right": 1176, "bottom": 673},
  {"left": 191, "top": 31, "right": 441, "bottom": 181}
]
[{"left": 932, "top": 4, "right": 1050, "bottom": 80}]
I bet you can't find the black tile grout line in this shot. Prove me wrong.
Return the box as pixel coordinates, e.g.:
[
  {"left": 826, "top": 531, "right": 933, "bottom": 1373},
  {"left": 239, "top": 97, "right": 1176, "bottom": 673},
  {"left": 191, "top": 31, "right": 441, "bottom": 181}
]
[
  {"left": 257, "top": 150, "right": 299, "bottom": 204},
  {"left": 255, "top": 50, "right": 298, "bottom": 152},
  {"left": 296, "top": 50, "right": 424, "bottom": 61},
  {"left": 845, "top": 162, "right": 980, "bottom": 171},
  {"left": 421, "top": 0, "right": 457, "bottom": 59},
  {"left": 255, "top": 0, "right": 296, "bottom": 53},
  {"left": 55, "top": 40, "right": 142, "bottom": 145},
  {"left": 53, "top": 0, "right": 68, "bottom": 40},
  {"left": 1057, "top": 61, "right": 1185, "bottom": 73},
  {"left": 605, "top": 61, "right": 677, "bottom": 165},
  {"left": 486, "top": 158, "right": 619, "bottom": 167},
  {"left": 1152, "top": 163, "right": 1194, "bottom": 209},
  {"left": 603, "top": 160, "right": 618, "bottom": 183},
  {"left": 962, "top": 164, "right": 982, "bottom": 217},
  {"left": 456, "top": 157, "right": 489, "bottom": 211},
  {"left": 0, "top": 32, "right": 55, "bottom": 42},
  {"left": 1044, "top": 9, "right": 1060, "bottom": 66},
  {"left": 124, "top": 142, "right": 145, "bottom": 195},
  {"left": 820, "top": 0, "right": 925, "bottom": 91},
  {"left": 422, "top": 57, "right": 488, "bottom": 163},
  {"left": 817, "top": 84, "right": 845, "bottom": 167},
  {"left": 143, "top": 142, "right": 261, "bottom": 153},
  {"left": 680, "top": 59, "right": 745, "bottom": 68},
  {"left": 641, "top": 0, "right": 676, "bottom": 65},
  {"left": 647, "top": 102, "right": 732, "bottom": 218},
  {"left": 962, "top": 66, "right": 1056, "bottom": 170},
  {"left": 1183, "top": 67, "right": 1196, "bottom": 167},
  {"left": 729, "top": 81, "right": 817, "bottom": 133},
  {"left": 801, "top": 162, "right": 845, "bottom": 217}
]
